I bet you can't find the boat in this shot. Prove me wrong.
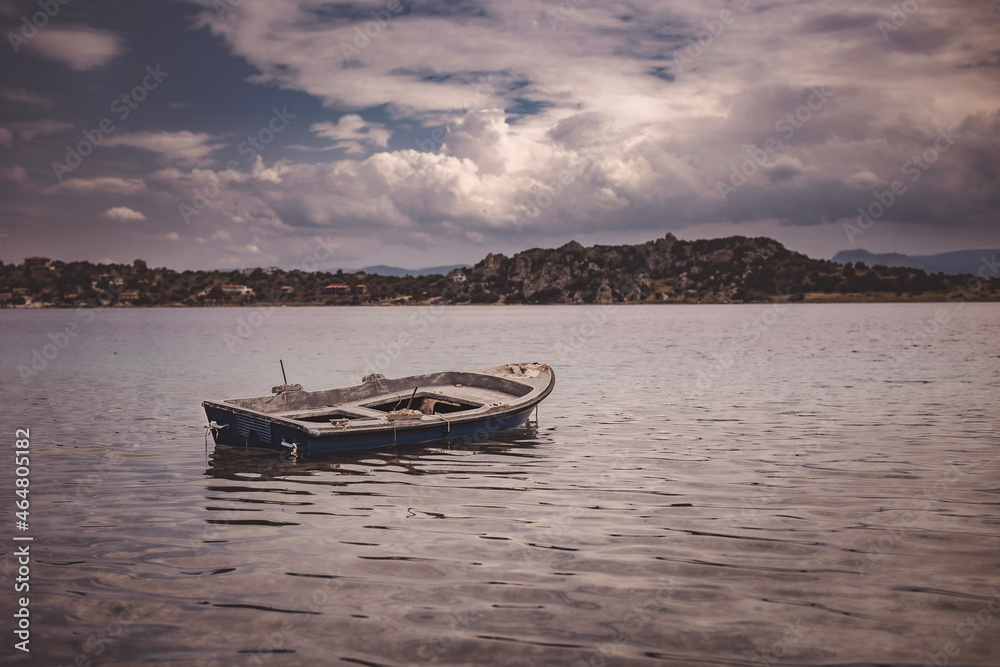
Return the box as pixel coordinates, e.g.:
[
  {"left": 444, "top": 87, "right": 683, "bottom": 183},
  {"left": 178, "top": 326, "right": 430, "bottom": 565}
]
[{"left": 202, "top": 362, "right": 554, "bottom": 455}]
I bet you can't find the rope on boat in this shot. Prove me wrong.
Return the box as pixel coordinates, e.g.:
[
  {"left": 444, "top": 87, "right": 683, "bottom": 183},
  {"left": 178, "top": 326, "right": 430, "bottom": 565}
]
[
  {"left": 204, "top": 421, "right": 229, "bottom": 457},
  {"left": 436, "top": 413, "right": 451, "bottom": 435},
  {"left": 204, "top": 421, "right": 229, "bottom": 450},
  {"left": 205, "top": 421, "right": 229, "bottom": 437},
  {"left": 365, "top": 372, "right": 406, "bottom": 413},
  {"left": 364, "top": 372, "right": 391, "bottom": 394}
]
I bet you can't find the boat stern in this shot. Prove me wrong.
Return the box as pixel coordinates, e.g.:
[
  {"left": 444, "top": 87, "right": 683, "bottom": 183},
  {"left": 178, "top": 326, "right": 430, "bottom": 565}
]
[{"left": 203, "top": 400, "right": 314, "bottom": 454}]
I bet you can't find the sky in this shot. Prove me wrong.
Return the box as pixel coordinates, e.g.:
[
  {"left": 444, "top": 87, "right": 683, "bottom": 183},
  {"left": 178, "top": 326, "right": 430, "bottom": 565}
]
[{"left": 0, "top": 0, "right": 998, "bottom": 271}]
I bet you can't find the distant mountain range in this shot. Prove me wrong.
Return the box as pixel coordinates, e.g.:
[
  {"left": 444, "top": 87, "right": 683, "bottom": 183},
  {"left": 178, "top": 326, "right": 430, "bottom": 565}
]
[
  {"left": 832, "top": 248, "right": 999, "bottom": 275},
  {"left": 356, "top": 264, "right": 469, "bottom": 277}
]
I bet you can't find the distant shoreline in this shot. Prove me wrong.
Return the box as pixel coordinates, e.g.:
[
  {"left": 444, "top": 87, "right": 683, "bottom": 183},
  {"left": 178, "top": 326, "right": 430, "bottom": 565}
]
[
  {"left": 4, "top": 291, "right": 999, "bottom": 309},
  {"left": 5, "top": 234, "right": 998, "bottom": 308}
]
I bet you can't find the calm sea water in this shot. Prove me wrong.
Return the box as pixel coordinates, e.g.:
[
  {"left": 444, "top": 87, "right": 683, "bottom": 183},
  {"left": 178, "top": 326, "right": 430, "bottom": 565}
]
[{"left": 1, "top": 304, "right": 998, "bottom": 666}]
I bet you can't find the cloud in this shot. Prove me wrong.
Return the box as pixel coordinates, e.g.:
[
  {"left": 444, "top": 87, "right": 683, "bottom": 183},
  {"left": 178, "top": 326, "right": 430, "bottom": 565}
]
[
  {"left": 845, "top": 171, "right": 881, "bottom": 189},
  {"left": 0, "top": 166, "right": 28, "bottom": 184},
  {"left": 46, "top": 177, "right": 148, "bottom": 196},
  {"left": 190, "top": 1, "right": 682, "bottom": 127},
  {"left": 104, "top": 131, "right": 224, "bottom": 166},
  {"left": 0, "top": 2, "right": 20, "bottom": 19},
  {"left": 101, "top": 206, "right": 147, "bottom": 222},
  {"left": 310, "top": 115, "right": 391, "bottom": 155},
  {"left": 145, "top": 159, "right": 289, "bottom": 233},
  {"left": 155, "top": 108, "right": 644, "bottom": 242},
  {"left": 27, "top": 27, "right": 125, "bottom": 71},
  {"left": 0, "top": 86, "right": 53, "bottom": 108},
  {"left": 0, "top": 119, "right": 73, "bottom": 144},
  {"left": 803, "top": 13, "right": 880, "bottom": 34}
]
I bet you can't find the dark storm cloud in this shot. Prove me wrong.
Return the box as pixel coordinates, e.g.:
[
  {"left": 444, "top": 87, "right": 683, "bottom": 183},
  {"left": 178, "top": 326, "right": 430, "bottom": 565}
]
[
  {"left": 884, "top": 28, "right": 957, "bottom": 55},
  {"left": 803, "top": 13, "right": 881, "bottom": 33},
  {"left": 957, "top": 51, "right": 1000, "bottom": 70}
]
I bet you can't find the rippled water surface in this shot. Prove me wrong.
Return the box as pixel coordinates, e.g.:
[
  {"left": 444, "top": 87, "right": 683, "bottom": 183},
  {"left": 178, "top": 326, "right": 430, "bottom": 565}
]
[{"left": 2, "top": 304, "right": 999, "bottom": 666}]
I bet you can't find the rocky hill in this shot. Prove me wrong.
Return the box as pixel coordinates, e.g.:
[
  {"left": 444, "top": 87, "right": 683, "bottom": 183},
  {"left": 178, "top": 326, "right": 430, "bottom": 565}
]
[{"left": 448, "top": 234, "right": 998, "bottom": 304}]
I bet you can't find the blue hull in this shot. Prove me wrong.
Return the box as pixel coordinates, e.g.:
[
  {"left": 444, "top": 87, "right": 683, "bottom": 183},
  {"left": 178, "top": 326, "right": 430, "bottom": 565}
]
[{"left": 204, "top": 403, "right": 538, "bottom": 455}]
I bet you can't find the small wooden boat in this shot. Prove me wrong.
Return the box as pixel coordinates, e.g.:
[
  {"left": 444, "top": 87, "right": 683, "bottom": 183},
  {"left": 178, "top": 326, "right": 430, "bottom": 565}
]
[{"left": 202, "top": 362, "right": 554, "bottom": 455}]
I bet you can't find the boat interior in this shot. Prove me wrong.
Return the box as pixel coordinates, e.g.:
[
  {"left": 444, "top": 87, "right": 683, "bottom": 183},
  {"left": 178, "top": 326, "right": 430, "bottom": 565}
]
[{"left": 221, "top": 371, "right": 538, "bottom": 424}]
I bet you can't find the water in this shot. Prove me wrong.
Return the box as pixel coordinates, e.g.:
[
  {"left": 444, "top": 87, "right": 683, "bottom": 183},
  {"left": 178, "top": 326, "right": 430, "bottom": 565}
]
[{"left": 2, "top": 304, "right": 998, "bottom": 666}]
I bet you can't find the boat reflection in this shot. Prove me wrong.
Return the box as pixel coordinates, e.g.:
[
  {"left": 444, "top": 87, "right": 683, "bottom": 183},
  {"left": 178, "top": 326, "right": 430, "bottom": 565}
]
[{"left": 203, "top": 420, "right": 547, "bottom": 481}]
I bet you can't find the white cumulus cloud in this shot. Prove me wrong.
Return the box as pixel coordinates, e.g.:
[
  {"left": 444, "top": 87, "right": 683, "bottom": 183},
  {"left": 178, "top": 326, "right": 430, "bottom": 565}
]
[
  {"left": 102, "top": 206, "right": 147, "bottom": 222},
  {"left": 104, "top": 131, "right": 224, "bottom": 166},
  {"left": 310, "top": 115, "right": 392, "bottom": 155},
  {"left": 47, "top": 177, "right": 148, "bottom": 196},
  {"left": 27, "top": 27, "right": 125, "bottom": 71}
]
